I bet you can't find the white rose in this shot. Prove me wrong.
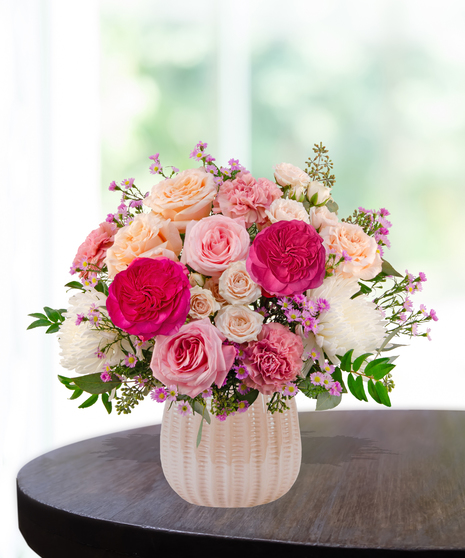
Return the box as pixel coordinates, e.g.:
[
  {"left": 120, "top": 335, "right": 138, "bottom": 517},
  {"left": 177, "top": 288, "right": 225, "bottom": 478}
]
[
  {"left": 218, "top": 261, "right": 261, "bottom": 305},
  {"left": 204, "top": 276, "right": 227, "bottom": 306},
  {"left": 274, "top": 162, "right": 310, "bottom": 201},
  {"left": 215, "top": 305, "right": 264, "bottom": 343},
  {"left": 189, "top": 286, "right": 220, "bottom": 319},
  {"left": 309, "top": 205, "right": 339, "bottom": 231},
  {"left": 307, "top": 181, "right": 331, "bottom": 205},
  {"left": 265, "top": 198, "right": 310, "bottom": 225}
]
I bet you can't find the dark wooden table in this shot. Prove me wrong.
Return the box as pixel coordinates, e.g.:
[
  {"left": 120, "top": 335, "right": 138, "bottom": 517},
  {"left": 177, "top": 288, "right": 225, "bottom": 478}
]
[{"left": 17, "top": 410, "right": 465, "bottom": 557}]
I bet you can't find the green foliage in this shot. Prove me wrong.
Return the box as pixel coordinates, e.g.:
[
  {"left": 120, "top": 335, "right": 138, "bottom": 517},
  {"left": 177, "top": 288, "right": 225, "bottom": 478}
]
[
  {"left": 316, "top": 392, "right": 342, "bottom": 410},
  {"left": 381, "top": 259, "right": 402, "bottom": 278},
  {"left": 236, "top": 388, "right": 259, "bottom": 407},
  {"left": 64, "top": 281, "right": 85, "bottom": 291},
  {"left": 101, "top": 392, "right": 112, "bottom": 414},
  {"left": 347, "top": 373, "right": 368, "bottom": 402},
  {"left": 326, "top": 199, "right": 339, "bottom": 213},
  {"left": 71, "top": 372, "right": 121, "bottom": 395},
  {"left": 95, "top": 280, "right": 109, "bottom": 297},
  {"left": 304, "top": 143, "right": 336, "bottom": 189},
  {"left": 337, "top": 349, "right": 354, "bottom": 372},
  {"left": 352, "top": 353, "right": 373, "bottom": 372},
  {"left": 78, "top": 394, "right": 99, "bottom": 409},
  {"left": 27, "top": 306, "right": 66, "bottom": 333},
  {"left": 58, "top": 375, "right": 77, "bottom": 391}
]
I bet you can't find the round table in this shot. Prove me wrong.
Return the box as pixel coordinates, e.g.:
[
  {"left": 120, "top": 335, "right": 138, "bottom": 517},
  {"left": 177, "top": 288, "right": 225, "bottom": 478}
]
[{"left": 17, "top": 410, "right": 465, "bottom": 557}]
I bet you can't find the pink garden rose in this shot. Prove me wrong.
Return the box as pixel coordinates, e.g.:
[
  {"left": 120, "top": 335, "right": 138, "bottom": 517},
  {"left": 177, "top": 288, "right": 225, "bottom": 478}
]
[
  {"left": 213, "top": 172, "right": 282, "bottom": 228},
  {"left": 243, "top": 323, "right": 303, "bottom": 395},
  {"left": 106, "top": 257, "right": 190, "bottom": 340},
  {"left": 150, "top": 319, "right": 236, "bottom": 397},
  {"left": 72, "top": 221, "right": 118, "bottom": 277},
  {"left": 246, "top": 220, "right": 326, "bottom": 296},
  {"left": 181, "top": 215, "right": 250, "bottom": 277}
]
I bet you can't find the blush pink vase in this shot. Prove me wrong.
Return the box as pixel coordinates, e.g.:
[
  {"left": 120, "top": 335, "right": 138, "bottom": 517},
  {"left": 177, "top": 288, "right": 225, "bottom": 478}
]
[{"left": 160, "top": 394, "right": 302, "bottom": 507}]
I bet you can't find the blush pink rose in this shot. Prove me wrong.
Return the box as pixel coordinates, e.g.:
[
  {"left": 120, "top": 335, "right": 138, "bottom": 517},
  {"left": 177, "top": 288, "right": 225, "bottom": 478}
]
[
  {"left": 246, "top": 220, "right": 326, "bottom": 296},
  {"left": 213, "top": 172, "right": 282, "bottom": 228},
  {"left": 72, "top": 221, "right": 118, "bottom": 277},
  {"left": 106, "top": 257, "right": 191, "bottom": 340},
  {"left": 150, "top": 319, "right": 236, "bottom": 397},
  {"left": 181, "top": 215, "right": 250, "bottom": 277},
  {"left": 243, "top": 323, "right": 303, "bottom": 395}
]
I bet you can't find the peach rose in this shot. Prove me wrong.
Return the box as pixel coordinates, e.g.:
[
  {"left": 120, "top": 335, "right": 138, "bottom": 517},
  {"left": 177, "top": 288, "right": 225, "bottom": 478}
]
[
  {"left": 189, "top": 286, "right": 221, "bottom": 319},
  {"left": 309, "top": 205, "right": 339, "bottom": 231},
  {"left": 218, "top": 261, "right": 261, "bottom": 305},
  {"left": 320, "top": 222, "right": 382, "bottom": 280},
  {"left": 215, "top": 305, "right": 264, "bottom": 344},
  {"left": 181, "top": 215, "right": 250, "bottom": 277},
  {"left": 274, "top": 163, "right": 310, "bottom": 200},
  {"left": 143, "top": 168, "right": 217, "bottom": 232},
  {"left": 264, "top": 198, "right": 310, "bottom": 225},
  {"left": 204, "top": 277, "right": 227, "bottom": 306},
  {"left": 105, "top": 213, "right": 182, "bottom": 278}
]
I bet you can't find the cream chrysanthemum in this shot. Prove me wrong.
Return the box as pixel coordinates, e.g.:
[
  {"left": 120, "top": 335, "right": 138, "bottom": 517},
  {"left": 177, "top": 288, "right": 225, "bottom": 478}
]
[
  {"left": 306, "top": 275, "right": 386, "bottom": 364},
  {"left": 58, "top": 290, "right": 127, "bottom": 374}
]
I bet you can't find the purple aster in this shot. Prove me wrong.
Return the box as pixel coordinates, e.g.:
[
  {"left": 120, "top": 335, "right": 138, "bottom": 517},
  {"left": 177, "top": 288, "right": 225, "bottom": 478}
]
[
  {"left": 411, "top": 323, "right": 418, "bottom": 336},
  {"left": 166, "top": 385, "right": 178, "bottom": 401},
  {"left": 121, "top": 178, "right": 135, "bottom": 189},
  {"left": 100, "top": 371, "right": 112, "bottom": 383},
  {"left": 322, "top": 361, "right": 335, "bottom": 374},
  {"left": 205, "top": 164, "right": 217, "bottom": 175},
  {"left": 282, "top": 383, "right": 299, "bottom": 397},
  {"left": 149, "top": 153, "right": 160, "bottom": 161},
  {"left": 109, "top": 180, "right": 118, "bottom": 191},
  {"left": 124, "top": 353, "right": 138, "bottom": 368},
  {"left": 201, "top": 387, "right": 213, "bottom": 398},
  {"left": 403, "top": 298, "right": 413, "bottom": 312},
  {"left": 171, "top": 166, "right": 179, "bottom": 173},
  {"left": 429, "top": 309, "right": 438, "bottom": 322},
  {"left": 216, "top": 413, "right": 228, "bottom": 421},
  {"left": 129, "top": 200, "right": 143, "bottom": 208},
  {"left": 237, "top": 400, "right": 250, "bottom": 413},
  {"left": 106, "top": 213, "right": 115, "bottom": 223},
  {"left": 398, "top": 313, "right": 407, "bottom": 322},
  {"left": 149, "top": 162, "right": 163, "bottom": 175},
  {"left": 341, "top": 250, "right": 353, "bottom": 262},
  {"left": 316, "top": 298, "right": 330, "bottom": 312},
  {"left": 95, "top": 349, "right": 105, "bottom": 359},
  {"left": 69, "top": 264, "right": 77, "bottom": 275},
  {"left": 379, "top": 207, "right": 390, "bottom": 217},
  {"left": 329, "top": 381, "right": 342, "bottom": 396},
  {"left": 75, "top": 313, "right": 85, "bottom": 326},
  {"left": 310, "top": 372, "right": 325, "bottom": 386},
  {"left": 234, "top": 364, "right": 248, "bottom": 380},
  {"left": 420, "top": 304, "right": 428, "bottom": 315},
  {"left": 151, "top": 387, "right": 168, "bottom": 403},
  {"left": 426, "top": 328, "right": 432, "bottom": 341},
  {"left": 419, "top": 272, "right": 427, "bottom": 282},
  {"left": 237, "top": 383, "right": 250, "bottom": 395},
  {"left": 256, "top": 306, "right": 269, "bottom": 318}
]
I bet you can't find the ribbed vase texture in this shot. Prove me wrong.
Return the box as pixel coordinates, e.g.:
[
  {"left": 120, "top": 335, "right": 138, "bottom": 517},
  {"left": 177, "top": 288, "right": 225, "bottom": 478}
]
[{"left": 160, "top": 394, "right": 302, "bottom": 507}]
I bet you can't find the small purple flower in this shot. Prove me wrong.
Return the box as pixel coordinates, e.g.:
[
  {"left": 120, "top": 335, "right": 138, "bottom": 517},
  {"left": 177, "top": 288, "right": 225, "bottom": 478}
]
[
  {"left": 109, "top": 180, "right": 118, "bottom": 191},
  {"left": 310, "top": 372, "right": 325, "bottom": 386},
  {"left": 234, "top": 364, "right": 248, "bottom": 380},
  {"left": 282, "top": 382, "right": 299, "bottom": 397},
  {"left": 256, "top": 306, "right": 269, "bottom": 318},
  {"left": 201, "top": 387, "right": 213, "bottom": 398},
  {"left": 341, "top": 250, "right": 352, "bottom": 262},
  {"left": 106, "top": 213, "right": 115, "bottom": 223},
  {"left": 151, "top": 387, "right": 168, "bottom": 403},
  {"left": 166, "top": 385, "right": 178, "bottom": 401},
  {"left": 100, "top": 371, "right": 112, "bottom": 383},
  {"left": 124, "top": 353, "right": 137, "bottom": 368},
  {"left": 129, "top": 200, "right": 143, "bottom": 208},
  {"left": 379, "top": 207, "right": 390, "bottom": 217},
  {"left": 398, "top": 313, "right": 407, "bottom": 322},
  {"left": 329, "top": 381, "right": 342, "bottom": 396},
  {"left": 149, "top": 153, "right": 160, "bottom": 161},
  {"left": 419, "top": 272, "right": 427, "bottom": 282},
  {"left": 420, "top": 304, "right": 428, "bottom": 315},
  {"left": 411, "top": 323, "right": 418, "bottom": 336},
  {"left": 95, "top": 349, "right": 105, "bottom": 359},
  {"left": 216, "top": 412, "right": 228, "bottom": 421},
  {"left": 220, "top": 166, "right": 231, "bottom": 177},
  {"left": 403, "top": 298, "right": 413, "bottom": 312},
  {"left": 121, "top": 178, "right": 135, "bottom": 189},
  {"left": 429, "top": 309, "right": 438, "bottom": 322},
  {"left": 205, "top": 164, "right": 217, "bottom": 175},
  {"left": 75, "top": 313, "right": 85, "bottom": 326},
  {"left": 322, "top": 361, "right": 335, "bottom": 374},
  {"left": 237, "top": 383, "right": 250, "bottom": 395},
  {"left": 237, "top": 400, "right": 249, "bottom": 413},
  {"left": 426, "top": 328, "right": 432, "bottom": 341},
  {"left": 149, "top": 162, "right": 163, "bottom": 175},
  {"left": 171, "top": 166, "right": 179, "bottom": 173},
  {"left": 316, "top": 298, "right": 330, "bottom": 312}
]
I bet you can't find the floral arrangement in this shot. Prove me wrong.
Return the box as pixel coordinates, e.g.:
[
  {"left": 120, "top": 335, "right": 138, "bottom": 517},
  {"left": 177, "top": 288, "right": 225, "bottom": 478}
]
[{"left": 29, "top": 142, "right": 437, "bottom": 439}]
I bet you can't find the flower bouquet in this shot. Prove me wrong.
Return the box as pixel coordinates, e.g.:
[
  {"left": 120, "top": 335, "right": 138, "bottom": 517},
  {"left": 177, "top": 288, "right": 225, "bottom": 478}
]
[{"left": 29, "top": 141, "right": 436, "bottom": 507}]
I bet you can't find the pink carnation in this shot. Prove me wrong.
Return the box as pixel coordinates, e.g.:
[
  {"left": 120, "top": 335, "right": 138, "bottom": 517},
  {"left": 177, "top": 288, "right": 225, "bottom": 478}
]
[
  {"left": 213, "top": 172, "right": 282, "bottom": 228},
  {"left": 106, "top": 257, "right": 191, "bottom": 340},
  {"left": 243, "top": 323, "right": 303, "bottom": 395},
  {"left": 72, "top": 221, "right": 118, "bottom": 277},
  {"left": 150, "top": 319, "right": 236, "bottom": 397},
  {"left": 246, "top": 220, "right": 326, "bottom": 296}
]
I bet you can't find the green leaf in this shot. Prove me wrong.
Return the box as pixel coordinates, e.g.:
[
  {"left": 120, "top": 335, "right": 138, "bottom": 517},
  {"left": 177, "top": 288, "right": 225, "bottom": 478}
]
[
  {"left": 64, "top": 281, "right": 85, "bottom": 291},
  {"left": 69, "top": 388, "right": 83, "bottom": 400},
  {"left": 365, "top": 358, "right": 390, "bottom": 373},
  {"left": 332, "top": 367, "right": 347, "bottom": 393},
  {"left": 381, "top": 259, "right": 402, "bottom": 278},
  {"left": 375, "top": 381, "right": 391, "bottom": 407},
  {"left": 58, "top": 375, "right": 77, "bottom": 391},
  {"left": 352, "top": 353, "right": 373, "bottom": 372},
  {"left": 101, "top": 392, "right": 112, "bottom": 414},
  {"left": 78, "top": 393, "right": 99, "bottom": 408},
  {"left": 309, "top": 192, "right": 318, "bottom": 206},
  {"left": 237, "top": 388, "right": 259, "bottom": 407},
  {"left": 316, "top": 391, "right": 342, "bottom": 410},
  {"left": 95, "top": 281, "right": 109, "bottom": 297},
  {"left": 43, "top": 306, "right": 61, "bottom": 322},
  {"left": 347, "top": 373, "right": 367, "bottom": 402},
  {"left": 192, "top": 400, "right": 211, "bottom": 424},
  {"left": 196, "top": 416, "right": 205, "bottom": 448},
  {"left": 28, "top": 312, "right": 48, "bottom": 320},
  {"left": 27, "top": 318, "right": 51, "bottom": 330},
  {"left": 337, "top": 349, "right": 354, "bottom": 372},
  {"left": 46, "top": 323, "right": 60, "bottom": 334},
  {"left": 368, "top": 379, "right": 381, "bottom": 403},
  {"left": 71, "top": 372, "right": 121, "bottom": 394},
  {"left": 325, "top": 199, "right": 339, "bottom": 213},
  {"left": 371, "top": 363, "right": 396, "bottom": 381}
]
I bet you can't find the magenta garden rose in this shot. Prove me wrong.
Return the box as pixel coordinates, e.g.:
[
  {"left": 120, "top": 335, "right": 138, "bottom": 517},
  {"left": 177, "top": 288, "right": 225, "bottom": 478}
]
[
  {"left": 150, "top": 318, "right": 236, "bottom": 397},
  {"left": 106, "top": 257, "right": 191, "bottom": 340},
  {"left": 243, "top": 323, "right": 304, "bottom": 395},
  {"left": 246, "top": 219, "right": 326, "bottom": 296}
]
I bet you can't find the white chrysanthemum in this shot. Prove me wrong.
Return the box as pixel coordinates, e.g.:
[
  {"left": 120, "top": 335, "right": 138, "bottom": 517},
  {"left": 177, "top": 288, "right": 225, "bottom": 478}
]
[
  {"left": 58, "top": 290, "right": 127, "bottom": 374},
  {"left": 307, "top": 275, "right": 386, "bottom": 364}
]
